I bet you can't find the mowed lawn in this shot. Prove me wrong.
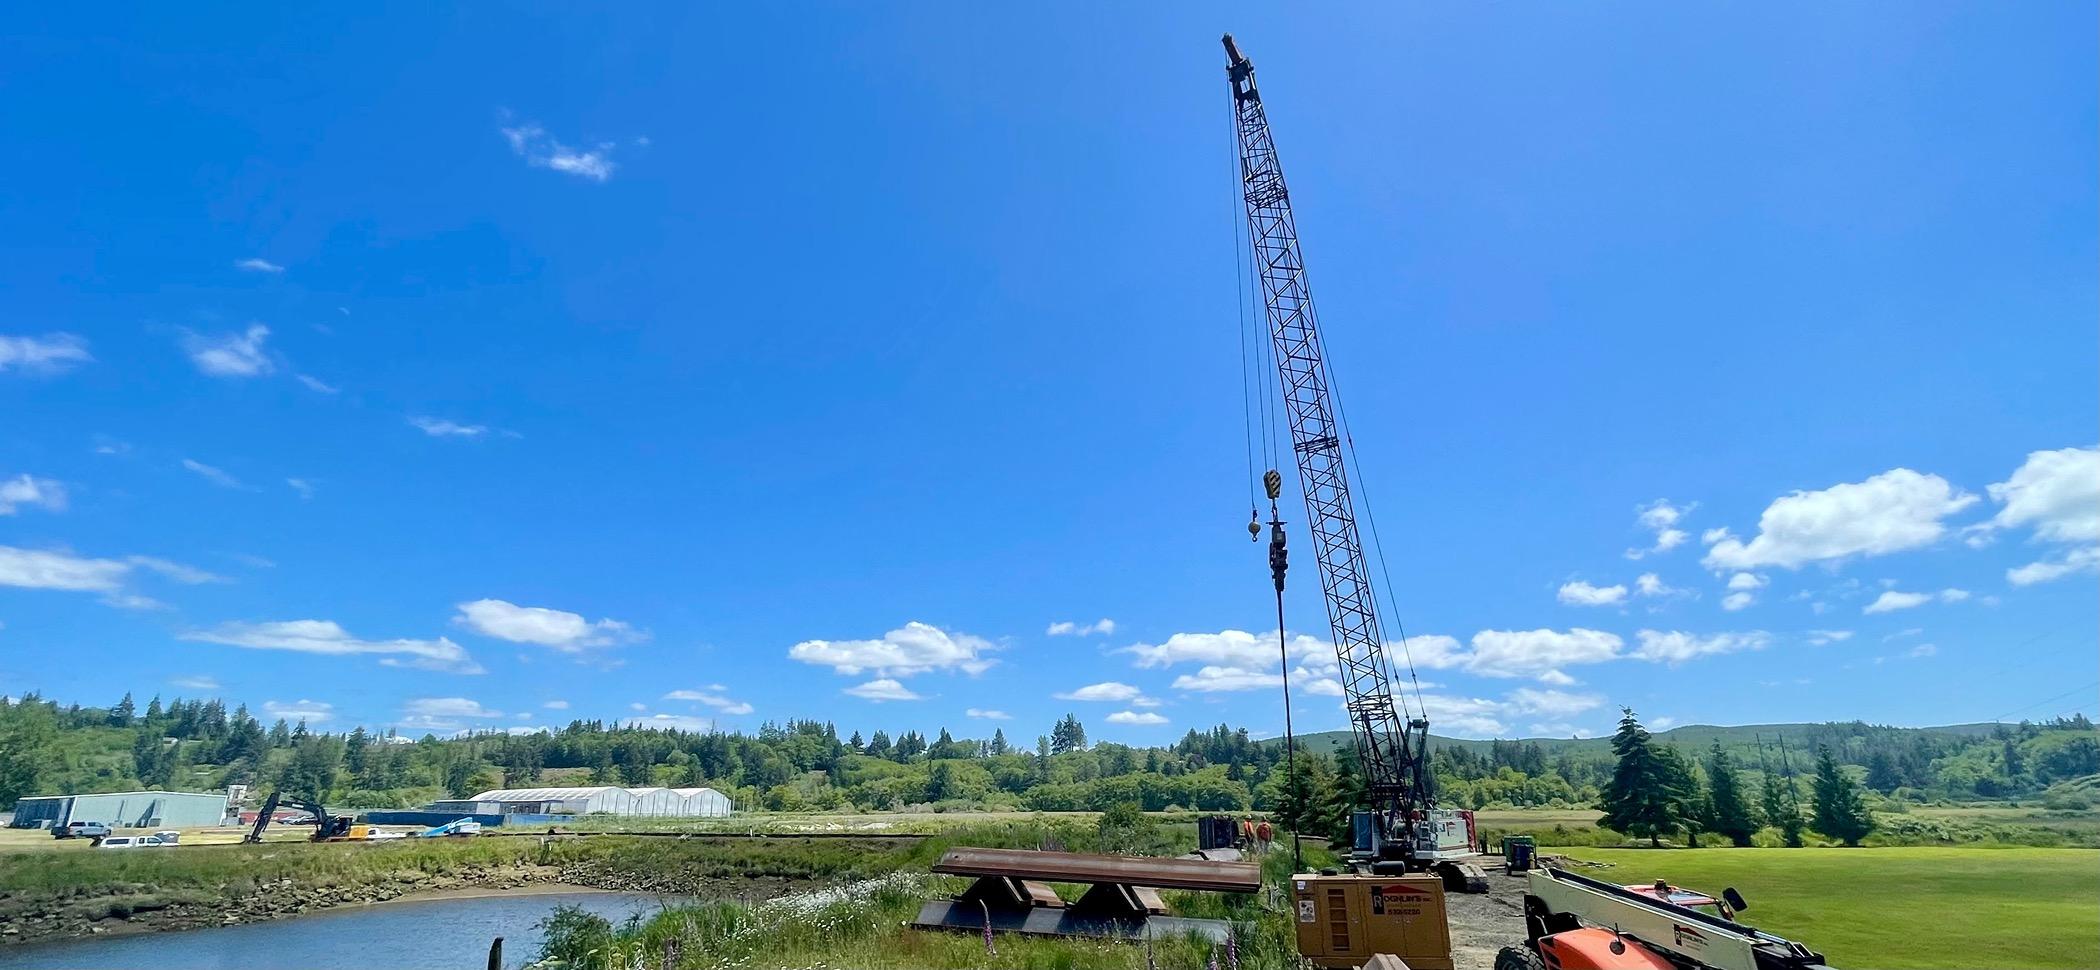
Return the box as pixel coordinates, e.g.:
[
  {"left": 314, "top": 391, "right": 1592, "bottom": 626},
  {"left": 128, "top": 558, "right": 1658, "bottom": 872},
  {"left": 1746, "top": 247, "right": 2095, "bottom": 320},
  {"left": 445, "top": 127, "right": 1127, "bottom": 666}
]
[{"left": 1557, "top": 847, "right": 2099, "bottom": 970}]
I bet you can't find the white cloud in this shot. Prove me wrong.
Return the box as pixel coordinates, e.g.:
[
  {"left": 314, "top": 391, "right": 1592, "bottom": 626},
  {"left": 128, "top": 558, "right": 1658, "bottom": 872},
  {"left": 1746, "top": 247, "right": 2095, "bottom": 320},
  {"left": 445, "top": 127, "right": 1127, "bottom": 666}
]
[
  {"left": 1557, "top": 580, "right": 1628, "bottom": 607},
  {"left": 183, "top": 324, "right": 274, "bottom": 377},
  {"left": 1726, "top": 573, "right": 1767, "bottom": 591},
  {"left": 181, "top": 459, "right": 244, "bottom": 489},
  {"left": 1633, "top": 573, "right": 1686, "bottom": 598},
  {"left": 1986, "top": 446, "right": 2099, "bottom": 544},
  {"left": 1047, "top": 618, "right": 1117, "bottom": 636},
  {"left": 843, "top": 678, "right": 922, "bottom": 702},
  {"left": 0, "top": 545, "right": 216, "bottom": 597},
  {"left": 543, "top": 699, "right": 570, "bottom": 710},
  {"left": 1806, "top": 630, "right": 1853, "bottom": 646},
  {"left": 234, "top": 258, "right": 284, "bottom": 274},
  {"left": 263, "top": 699, "right": 333, "bottom": 723},
  {"left": 1630, "top": 629, "right": 1771, "bottom": 665},
  {"left": 1465, "top": 628, "right": 1623, "bottom": 680},
  {"left": 1171, "top": 665, "right": 1282, "bottom": 692},
  {"left": 454, "top": 599, "right": 642, "bottom": 653},
  {"left": 171, "top": 675, "right": 220, "bottom": 691},
  {"left": 1650, "top": 716, "right": 1679, "bottom": 730},
  {"left": 2008, "top": 546, "right": 2100, "bottom": 586},
  {"left": 663, "top": 688, "right": 754, "bottom": 716},
  {"left": 1505, "top": 687, "right": 1604, "bottom": 718},
  {"left": 286, "top": 478, "right": 316, "bottom": 499},
  {"left": 1056, "top": 682, "right": 1147, "bottom": 703},
  {"left": 1302, "top": 678, "right": 1346, "bottom": 696},
  {"left": 182, "top": 619, "right": 483, "bottom": 673},
  {"left": 1863, "top": 591, "right": 1931, "bottom": 614},
  {"left": 0, "top": 475, "right": 66, "bottom": 515},
  {"left": 1123, "top": 629, "right": 1328, "bottom": 669},
  {"left": 1626, "top": 500, "right": 1694, "bottom": 559},
  {"left": 789, "top": 621, "right": 996, "bottom": 677},
  {"left": 409, "top": 416, "right": 488, "bottom": 438},
  {"left": 2, "top": 333, "right": 93, "bottom": 375},
  {"left": 500, "top": 122, "right": 618, "bottom": 182},
  {"left": 1721, "top": 592, "right": 1756, "bottom": 612},
  {"left": 966, "top": 708, "right": 1011, "bottom": 720},
  {"left": 295, "top": 374, "right": 339, "bottom": 394},
  {"left": 1415, "top": 694, "right": 1509, "bottom": 737},
  {"left": 1106, "top": 710, "right": 1168, "bottom": 725},
  {"left": 1937, "top": 588, "right": 1970, "bottom": 603},
  {"left": 400, "top": 696, "right": 505, "bottom": 731},
  {"left": 1702, "top": 469, "right": 1978, "bottom": 570},
  {"left": 1909, "top": 643, "right": 1938, "bottom": 658}
]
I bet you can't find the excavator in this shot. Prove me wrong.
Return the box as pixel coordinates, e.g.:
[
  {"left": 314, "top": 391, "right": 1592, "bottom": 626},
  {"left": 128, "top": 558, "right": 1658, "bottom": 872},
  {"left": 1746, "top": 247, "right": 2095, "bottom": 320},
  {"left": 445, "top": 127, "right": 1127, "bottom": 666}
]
[
  {"left": 1496, "top": 866, "right": 1835, "bottom": 970},
  {"left": 243, "top": 791, "right": 356, "bottom": 843}
]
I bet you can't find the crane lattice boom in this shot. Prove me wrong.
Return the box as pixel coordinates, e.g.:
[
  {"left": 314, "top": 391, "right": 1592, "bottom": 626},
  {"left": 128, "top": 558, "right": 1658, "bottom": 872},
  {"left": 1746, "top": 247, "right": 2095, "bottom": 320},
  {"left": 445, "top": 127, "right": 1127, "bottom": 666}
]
[{"left": 1223, "top": 34, "right": 1432, "bottom": 855}]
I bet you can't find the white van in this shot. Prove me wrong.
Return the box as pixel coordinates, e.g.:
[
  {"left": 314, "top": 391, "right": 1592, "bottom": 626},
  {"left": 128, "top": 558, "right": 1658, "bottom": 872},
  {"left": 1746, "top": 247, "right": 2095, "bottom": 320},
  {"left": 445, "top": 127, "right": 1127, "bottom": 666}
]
[{"left": 97, "top": 836, "right": 160, "bottom": 849}]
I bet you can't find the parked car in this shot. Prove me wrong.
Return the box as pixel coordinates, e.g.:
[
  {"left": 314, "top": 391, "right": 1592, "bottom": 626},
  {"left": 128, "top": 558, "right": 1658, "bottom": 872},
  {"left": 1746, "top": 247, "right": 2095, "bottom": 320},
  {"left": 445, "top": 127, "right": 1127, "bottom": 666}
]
[
  {"left": 152, "top": 830, "right": 182, "bottom": 845},
  {"left": 96, "top": 835, "right": 169, "bottom": 849},
  {"left": 52, "top": 821, "right": 112, "bottom": 840}
]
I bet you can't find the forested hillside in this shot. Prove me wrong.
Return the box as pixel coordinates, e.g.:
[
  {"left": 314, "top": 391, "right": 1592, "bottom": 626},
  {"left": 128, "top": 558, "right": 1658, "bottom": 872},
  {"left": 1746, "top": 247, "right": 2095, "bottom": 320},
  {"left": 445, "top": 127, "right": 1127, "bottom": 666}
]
[{"left": 1, "top": 691, "right": 2093, "bottom": 819}]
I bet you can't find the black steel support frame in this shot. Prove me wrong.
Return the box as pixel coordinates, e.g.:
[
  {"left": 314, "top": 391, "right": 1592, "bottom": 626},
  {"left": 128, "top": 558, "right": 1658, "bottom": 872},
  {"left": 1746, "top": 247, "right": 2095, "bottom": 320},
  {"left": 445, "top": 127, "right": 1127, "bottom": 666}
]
[{"left": 1226, "top": 40, "right": 1433, "bottom": 855}]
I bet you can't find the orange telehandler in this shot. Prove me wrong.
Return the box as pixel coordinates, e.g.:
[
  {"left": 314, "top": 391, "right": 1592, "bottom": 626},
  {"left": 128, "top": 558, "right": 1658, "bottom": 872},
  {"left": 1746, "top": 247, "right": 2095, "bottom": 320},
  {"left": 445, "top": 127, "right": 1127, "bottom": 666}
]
[{"left": 1495, "top": 866, "right": 1835, "bottom": 970}]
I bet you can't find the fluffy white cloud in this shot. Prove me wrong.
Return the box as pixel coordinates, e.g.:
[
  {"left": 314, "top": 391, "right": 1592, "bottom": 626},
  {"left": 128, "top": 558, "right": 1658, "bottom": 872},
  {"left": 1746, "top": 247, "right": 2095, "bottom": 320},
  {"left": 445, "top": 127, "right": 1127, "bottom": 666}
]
[
  {"left": 1124, "top": 629, "right": 1328, "bottom": 669},
  {"left": 398, "top": 697, "right": 506, "bottom": 732},
  {"left": 789, "top": 621, "right": 995, "bottom": 677},
  {"left": 1633, "top": 573, "right": 1686, "bottom": 598},
  {"left": 543, "top": 699, "right": 570, "bottom": 710},
  {"left": 1557, "top": 580, "right": 1628, "bottom": 607},
  {"left": 1055, "top": 682, "right": 1150, "bottom": 703},
  {"left": 1106, "top": 710, "right": 1168, "bottom": 726},
  {"left": 966, "top": 708, "right": 1011, "bottom": 720},
  {"left": 1047, "top": 618, "right": 1116, "bottom": 636},
  {"left": 1465, "top": 628, "right": 1623, "bottom": 680},
  {"left": 2007, "top": 546, "right": 2100, "bottom": 586},
  {"left": 171, "top": 675, "right": 221, "bottom": 691},
  {"left": 1863, "top": 589, "right": 1957, "bottom": 614},
  {"left": 234, "top": 257, "right": 284, "bottom": 273},
  {"left": 1726, "top": 573, "right": 1767, "bottom": 591},
  {"left": 1702, "top": 469, "right": 1978, "bottom": 570},
  {"left": 1721, "top": 592, "right": 1755, "bottom": 612},
  {"left": 0, "top": 474, "right": 66, "bottom": 515},
  {"left": 263, "top": 699, "right": 333, "bottom": 723},
  {"left": 1987, "top": 447, "right": 2099, "bottom": 543},
  {"left": 1631, "top": 629, "right": 1770, "bottom": 664},
  {"left": 454, "top": 599, "right": 642, "bottom": 653},
  {"left": 1626, "top": 500, "right": 1693, "bottom": 559},
  {"left": 182, "top": 619, "right": 483, "bottom": 674},
  {"left": 181, "top": 458, "right": 244, "bottom": 489},
  {"left": 0, "top": 546, "right": 217, "bottom": 601},
  {"left": 501, "top": 123, "right": 618, "bottom": 181},
  {"left": 1721, "top": 572, "right": 1764, "bottom": 611},
  {"left": 1505, "top": 687, "right": 1605, "bottom": 718},
  {"left": 663, "top": 688, "right": 754, "bottom": 716},
  {"left": 0, "top": 332, "right": 92, "bottom": 375},
  {"left": 1806, "top": 630, "right": 1853, "bottom": 646},
  {"left": 409, "top": 416, "right": 488, "bottom": 438},
  {"left": 1415, "top": 694, "right": 1509, "bottom": 737},
  {"left": 183, "top": 324, "right": 274, "bottom": 377},
  {"left": 1649, "top": 716, "right": 1679, "bottom": 730},
  {"left": 844, "top": 678, "right": 923, "bottom": 702},
  {"left": 1171, "top": 665, "right": 1282, "bottom": 692}
]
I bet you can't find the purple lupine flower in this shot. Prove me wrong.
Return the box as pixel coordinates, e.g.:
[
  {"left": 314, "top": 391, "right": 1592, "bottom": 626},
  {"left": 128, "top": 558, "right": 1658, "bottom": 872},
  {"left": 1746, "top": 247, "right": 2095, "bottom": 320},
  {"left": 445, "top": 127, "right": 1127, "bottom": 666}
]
[{"left": 1227, "top": 928, "right": 1240, "bottom": 970}]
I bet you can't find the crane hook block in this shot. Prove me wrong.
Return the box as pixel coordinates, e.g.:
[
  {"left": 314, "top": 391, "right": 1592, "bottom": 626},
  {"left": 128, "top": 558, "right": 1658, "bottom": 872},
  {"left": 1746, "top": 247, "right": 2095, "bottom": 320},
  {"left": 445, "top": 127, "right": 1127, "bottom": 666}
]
[{"left": 1263, "top": 469, "right": 1283, "bottom": 501}]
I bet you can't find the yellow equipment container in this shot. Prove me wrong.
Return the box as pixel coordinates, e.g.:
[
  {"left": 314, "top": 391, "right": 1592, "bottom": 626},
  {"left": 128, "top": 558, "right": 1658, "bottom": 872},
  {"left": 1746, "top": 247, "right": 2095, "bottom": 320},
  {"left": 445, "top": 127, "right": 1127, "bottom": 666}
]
[{"left": 1290, "top": 872, "right": 1453, "bottom": 970}]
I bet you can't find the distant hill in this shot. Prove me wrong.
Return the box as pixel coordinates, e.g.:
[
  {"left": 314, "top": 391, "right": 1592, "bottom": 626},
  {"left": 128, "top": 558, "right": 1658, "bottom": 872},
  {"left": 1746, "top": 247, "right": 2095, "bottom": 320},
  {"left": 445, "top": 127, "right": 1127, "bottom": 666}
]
[{"left": 1273, "top": 721, "right": 2007, "bottom": 758}]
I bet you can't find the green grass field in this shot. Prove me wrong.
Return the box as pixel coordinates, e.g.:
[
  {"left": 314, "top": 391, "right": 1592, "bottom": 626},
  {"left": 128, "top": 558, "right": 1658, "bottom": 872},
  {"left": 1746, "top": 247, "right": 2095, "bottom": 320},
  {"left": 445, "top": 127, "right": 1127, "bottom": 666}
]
[{"left": 1556, "top": 847, "right": 2100, "bottom": 970}]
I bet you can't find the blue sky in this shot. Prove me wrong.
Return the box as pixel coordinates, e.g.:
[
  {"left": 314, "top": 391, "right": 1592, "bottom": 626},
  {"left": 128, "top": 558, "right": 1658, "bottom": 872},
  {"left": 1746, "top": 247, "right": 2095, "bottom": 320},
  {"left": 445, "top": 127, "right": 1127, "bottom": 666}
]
[{"left": 2, "top": 4, "right": 2093, "bottom": 742}]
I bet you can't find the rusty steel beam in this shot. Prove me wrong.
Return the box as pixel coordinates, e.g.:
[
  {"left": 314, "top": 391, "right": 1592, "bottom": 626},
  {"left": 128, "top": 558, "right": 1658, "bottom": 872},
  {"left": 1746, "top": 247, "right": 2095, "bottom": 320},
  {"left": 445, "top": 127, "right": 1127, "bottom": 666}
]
[{"left": 931, "top": 847, "right": 1261, "bottom": 893}]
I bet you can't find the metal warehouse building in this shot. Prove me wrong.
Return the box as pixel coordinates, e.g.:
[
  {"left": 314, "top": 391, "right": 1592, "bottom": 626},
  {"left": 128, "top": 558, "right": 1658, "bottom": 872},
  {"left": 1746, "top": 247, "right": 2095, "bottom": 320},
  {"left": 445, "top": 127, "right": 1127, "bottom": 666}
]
[
  {"left": 9, "top": 790, "right": 231, "bottom": 829},
  {"left": 426, "top": 785, "right": 732, "bottom": 818}
]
